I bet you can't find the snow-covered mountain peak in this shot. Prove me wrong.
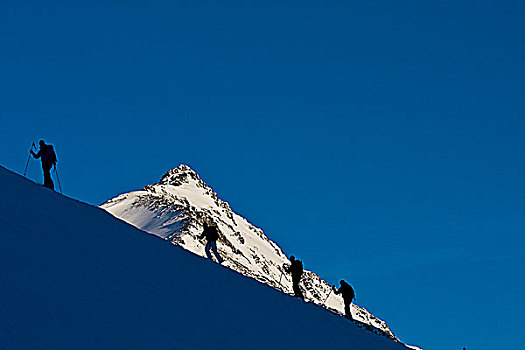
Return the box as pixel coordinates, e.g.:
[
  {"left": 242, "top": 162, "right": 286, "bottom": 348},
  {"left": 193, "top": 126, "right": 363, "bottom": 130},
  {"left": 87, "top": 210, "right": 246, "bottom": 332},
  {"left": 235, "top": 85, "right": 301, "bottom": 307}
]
[
  {"left": 157, "top": 164, "right": 203, "bottom": 187},
  {"left": 101, "top": 165, "right": 408, "bottom": 344}
]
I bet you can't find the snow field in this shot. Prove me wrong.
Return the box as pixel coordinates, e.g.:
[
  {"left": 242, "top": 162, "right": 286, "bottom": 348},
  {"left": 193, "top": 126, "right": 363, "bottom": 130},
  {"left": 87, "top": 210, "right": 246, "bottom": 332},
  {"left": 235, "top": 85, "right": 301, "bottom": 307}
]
[{"left": 0, "top": 165, "right": 410, "bottom": 349}]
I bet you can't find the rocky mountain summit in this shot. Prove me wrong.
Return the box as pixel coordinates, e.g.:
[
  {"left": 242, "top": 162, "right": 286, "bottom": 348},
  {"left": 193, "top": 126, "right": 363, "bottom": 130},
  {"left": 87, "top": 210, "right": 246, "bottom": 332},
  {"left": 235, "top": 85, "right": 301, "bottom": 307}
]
[{"left": 101, "top": 164, "right": 399, "bottom": 341}]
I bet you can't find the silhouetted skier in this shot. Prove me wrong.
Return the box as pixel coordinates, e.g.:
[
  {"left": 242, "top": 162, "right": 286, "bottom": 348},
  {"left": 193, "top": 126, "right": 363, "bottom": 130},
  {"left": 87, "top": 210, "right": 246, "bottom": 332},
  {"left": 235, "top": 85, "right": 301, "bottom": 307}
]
[
  {"left": 333, "top": 280, "right": 355, "bottom": 320},
  {"left": 199, "top": 221, "right": 224, "bottom": 263},
  {"left": 30, "top": 140, "right": 57, "bottom": 190},
  {"left": 285, "top": 255, "right": 304, "bottom": 300}
]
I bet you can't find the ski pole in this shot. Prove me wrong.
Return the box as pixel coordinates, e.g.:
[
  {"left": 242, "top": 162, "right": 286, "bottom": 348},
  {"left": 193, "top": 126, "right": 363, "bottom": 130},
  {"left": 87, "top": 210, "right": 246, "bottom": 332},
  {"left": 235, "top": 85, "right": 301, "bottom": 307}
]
[
  {"left": 278, "top": 270, "right": 284, "bottom": 289},
  {"left": 54, "top": 165, "right": 63, "bottom": 194},
  {"left": 23, "top": 154, "right": 31, "bottom": 176},
  {"left": 23, "top": 142, "right": 36, "bottom": 176},
  {"left": 323, "top": 288, "right": 332, "bottom": 304}
]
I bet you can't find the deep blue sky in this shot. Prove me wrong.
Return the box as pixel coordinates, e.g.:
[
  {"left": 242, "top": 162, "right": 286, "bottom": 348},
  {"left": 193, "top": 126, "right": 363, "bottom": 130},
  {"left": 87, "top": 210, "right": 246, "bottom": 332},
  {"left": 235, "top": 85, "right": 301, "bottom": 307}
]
[{"left": 1, "top": 1, "right": 524, "bottom": 349}]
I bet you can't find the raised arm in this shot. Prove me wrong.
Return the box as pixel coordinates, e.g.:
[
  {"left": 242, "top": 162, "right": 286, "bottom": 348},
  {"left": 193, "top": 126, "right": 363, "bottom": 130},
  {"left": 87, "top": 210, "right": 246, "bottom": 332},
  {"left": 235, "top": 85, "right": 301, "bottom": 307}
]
[{"left": 30, "top": 149, "right": 41, "bottom": 159}]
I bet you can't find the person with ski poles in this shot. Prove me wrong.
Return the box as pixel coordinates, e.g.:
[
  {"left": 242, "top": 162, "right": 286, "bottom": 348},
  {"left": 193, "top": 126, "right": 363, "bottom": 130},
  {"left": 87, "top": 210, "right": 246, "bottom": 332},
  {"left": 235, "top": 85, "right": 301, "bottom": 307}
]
[
  {"left": 284, "top": 255, "right": 304, "bottom": 300},
  {"left": 30, "top": 140, "right": 57, "bottom": 190},
  {"left": 199, "top": 221, "right": 224, "bottom": 264},
  {"left": 333, "top": 279, "right": 356, "bottom": 320}
]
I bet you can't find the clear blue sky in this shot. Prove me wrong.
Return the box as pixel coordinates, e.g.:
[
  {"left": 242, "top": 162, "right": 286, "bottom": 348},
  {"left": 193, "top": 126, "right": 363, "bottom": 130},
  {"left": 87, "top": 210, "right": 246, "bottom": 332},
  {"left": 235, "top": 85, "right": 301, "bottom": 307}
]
[{"left": 1, "top": 1, "right": 524, "bottom": 349}]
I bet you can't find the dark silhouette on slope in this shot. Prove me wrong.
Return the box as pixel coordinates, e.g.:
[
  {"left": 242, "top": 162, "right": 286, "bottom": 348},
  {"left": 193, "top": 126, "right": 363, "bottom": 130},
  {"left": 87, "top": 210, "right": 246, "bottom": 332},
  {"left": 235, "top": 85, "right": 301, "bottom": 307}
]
[
  {"left": 285, "top": 255, "right": 304, "bottom": 300},
  {"left": 333, "top": 280, "right": 356, "bottom": 320},
  {"left": 30, "top": 139, "right": 57, "bottom": 190},
  {"left": 199, "top": 221, "right": 224, "bottom": 263}
]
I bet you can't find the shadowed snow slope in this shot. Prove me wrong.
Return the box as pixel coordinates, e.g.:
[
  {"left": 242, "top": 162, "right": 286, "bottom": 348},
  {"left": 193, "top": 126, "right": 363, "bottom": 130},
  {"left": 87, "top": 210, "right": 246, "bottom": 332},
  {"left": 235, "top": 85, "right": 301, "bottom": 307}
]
[
  {"left": 0, "top": 165, "right": 409, "bottom": 350},
  {"left": 101, "top": 165, "right": 399, "bottom": 339}
]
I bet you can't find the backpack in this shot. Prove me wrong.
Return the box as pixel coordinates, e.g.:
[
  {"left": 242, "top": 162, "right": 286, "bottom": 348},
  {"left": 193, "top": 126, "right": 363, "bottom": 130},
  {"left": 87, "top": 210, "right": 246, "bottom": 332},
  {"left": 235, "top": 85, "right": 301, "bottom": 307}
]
[
  {"left": 341, "top": 282, "right": 355, "bottom": 300},
  {"left": 209, "top": 226, "right": 219, "bottom": 241},
  {"left": 204, "top": 225, "right": 219, "bottom": 241},
  {"left": 292, "top": 260, "right": 303, "bottom": 276},
  {"left": 347, "top": 285, "right": 355, "bottom": 300},
  {"left": 46, "top": 145, "right": 57, "bottom": 165}
]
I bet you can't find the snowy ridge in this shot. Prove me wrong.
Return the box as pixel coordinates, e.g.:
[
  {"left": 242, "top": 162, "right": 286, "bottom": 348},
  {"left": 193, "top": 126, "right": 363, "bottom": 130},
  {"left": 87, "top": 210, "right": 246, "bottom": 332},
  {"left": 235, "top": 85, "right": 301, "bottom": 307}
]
[
  {"left": 0, "top": 164, "right": 413, "bottom": 349},
  {"left": 102, "top": 164, "right": 404, "bottom": 342}
]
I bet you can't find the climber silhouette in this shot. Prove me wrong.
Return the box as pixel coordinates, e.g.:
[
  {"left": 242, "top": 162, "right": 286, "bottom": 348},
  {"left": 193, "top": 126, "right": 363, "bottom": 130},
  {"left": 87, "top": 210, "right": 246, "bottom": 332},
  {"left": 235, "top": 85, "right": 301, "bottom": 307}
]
[
  {"left": 30, "top": 140, "right": 57, "bottom": 190},
  {"left": 285, "top": 255, "right": 304, "bottom": 300},
  {"left": 199, "top": 221, "right": 224, "bottom": 263},
  {"left": 333, "top": 280, "right": 356, "bottom": 320}
]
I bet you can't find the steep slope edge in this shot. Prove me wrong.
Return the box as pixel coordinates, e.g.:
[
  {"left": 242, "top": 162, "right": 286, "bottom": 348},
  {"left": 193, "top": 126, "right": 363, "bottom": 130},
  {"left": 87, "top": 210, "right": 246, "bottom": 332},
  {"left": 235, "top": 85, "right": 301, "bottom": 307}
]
[{"left": 0, "top": 165, "right": 410, "bottom": 349}]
